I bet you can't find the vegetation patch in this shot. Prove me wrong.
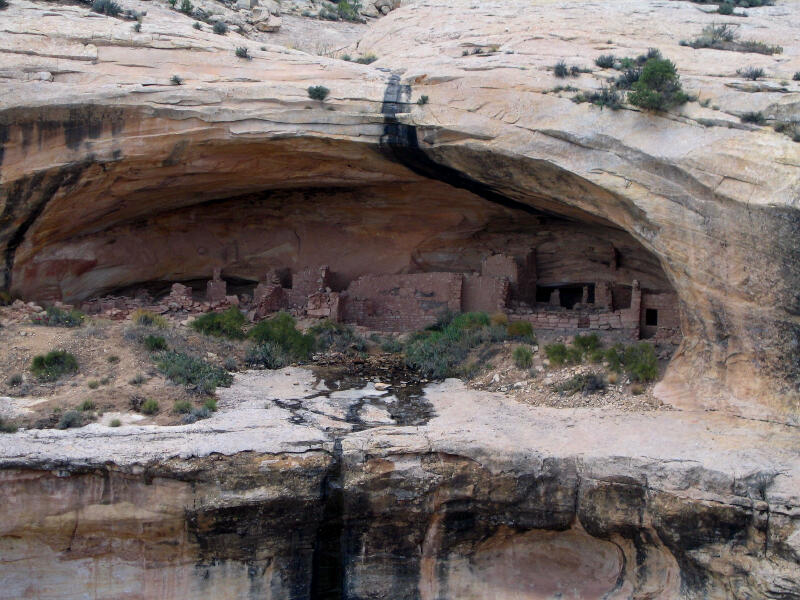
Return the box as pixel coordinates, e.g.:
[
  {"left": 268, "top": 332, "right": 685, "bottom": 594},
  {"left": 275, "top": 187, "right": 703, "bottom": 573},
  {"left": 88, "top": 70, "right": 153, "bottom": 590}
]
[
  {"left": 131, "top": 309, "right": 168, "bottom": 329},
  {"left": 0, "top": 418, "right": 18, "bottom": 433},
  {"left": 56, "top": 410, "right": 83, "bottom": 430},
  {"left": 684, "top": 23, "right": 782, "bottom": 54},
  {"left": 507, "top": 320, "right": 535, "bottom": 341},
  {"left": 144, "top": 334, "right": 168, "bottom": 351},
  {"left": 248, "top": 312, "right": 315, "bottom": 366},
  {"left": 213, "top": 20, "right": 227, "bottom": 34},
  {"left": 155, "top": 351, "right": 232, "bottom": 393},
  {"left": 604, "top": 342, "right": 658, "bottom": 382},
  {"left": 191, "top": 307, "right": 246, "bottom": 339},
  {"left": 31, "top": 306, "right": 84, "bottom": 328},
  {"left": 140, "top": 398, "right": 159, "bottom": 415},
  {"left": 310, "top": 320, "right": 367, "bottom": 354},
  {"left": 627, "top": 57, "right": 689, "bottom": 111},
  {"left": 404, "top": 311, "right": 508, "bottom": 378},
  {"left": 741, "top": 111, "right": 766, "bottom": 124},
  {"left": 573, "top": 87, "right": 623, "bottom": 110},
  {"left": 737, "top": 66, "right": 765, "bottom": 80},
  {"left": 235, "top": 47, "right": 251, "bottom": 59},
  {"left": 512, "top": 346, "right": 533, "bottom": 369},
  {"left": 31, "top": 350, "right": 78, "bottom": 381},
  {"left": 554, "top": 373, "right": 606, "bottom": 396},
  {"left": 308, "top": 85, "right": 330, "bottom": 101},
  {"left": 91, "top": 0, "right": 122, "bottom": 17}
]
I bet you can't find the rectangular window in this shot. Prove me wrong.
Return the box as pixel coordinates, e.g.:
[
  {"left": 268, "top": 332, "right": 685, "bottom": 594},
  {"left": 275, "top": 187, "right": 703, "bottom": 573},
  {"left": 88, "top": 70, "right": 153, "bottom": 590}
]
[{"left": 645, "top": 308, "right": 658, "bottom": 326}]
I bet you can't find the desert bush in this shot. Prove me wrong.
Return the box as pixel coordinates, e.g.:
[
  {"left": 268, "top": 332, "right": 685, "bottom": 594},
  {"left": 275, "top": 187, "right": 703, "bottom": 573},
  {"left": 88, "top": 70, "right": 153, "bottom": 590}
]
[
  {"left": 7, "top": 373, "right": 22, "bottom": 387},
  {"left": 737, "top": 66, "right": 764, "bottom": 80},
  {"left": 623, "top": 343, "right": 658, "bottom": 382},
  {"left": 204, "top": 397, "right": 217, "bottom": 411},
  {"left": 544, "top": 343, "right": 568, "bottom": 366},
  {"left": 718, "top": 1, "right": 735, "bottom": 14},
  {"left": 92, "top": 0, "right": 122, "bottom": 16},
  {"left": 741, "top": 111, "right": 766, "bottom": 124},
  {"left": 0, "top": 0, "right": 8, "bottom": 10},
  {"left": 310, "top": 319, "right": 366, "bottom": 353},
  {"left": 179, "top": 0, "right": 192, "bottom": 13},
  {"left": 417, "top": 95, "right": 429, "bottom": 105},
  {"left": 380, "top": 337, "right": 404, "bottom": 353},
  {"left": 173, "top": 400, "right": 193, "bottom": 414},
  {"left": 31, "top": 306, "right": 84, "bottom": 327},
  {"left": 774, "top": 120, "right": 800, "bottom": 142},
  {"left": 193, "top": 20, "right": 202, "bottom": 29},
  {"left": 554, "top": 373, "right": 606, "bottom": 396},
  {"left": 553, "top": 60, "right": 569, "bottom": 78},
  {"left": 191, "top": 307, "right": 246, "bottom": 339},
  {"left": 131, "top": 309, "right": 168, "bottom": 329},
  {"left": 507, "top": 320, "right": 535, "bottom": 341},
  {"left": 249, "top": 312, "right": 315, "bottom": 361},
  {"left": 490, "top": 312, "right": 509, "bottom": 326},
  {"left": 140, "top": 398, "right": 159, "bottom": 415},
  {"left": 794, "top": 72, "right": 800, "bottom": 81},
  {"left": 224, "top": 356, "right": 238, "bottom": 371},
  {"left": 182, "top": 406, "right": 211, "bottom": 423},
  {"left": 31, "top": 350, "right": 78, "bottom": 381},
  {"left": 0, "top": 418, "right": 18, "bottom": 433},
  {"left": 512, "top": 346, "right": 533, "bottom": 369},
  {"left": 574, "top": 87, "right": 623, "bottom": 110},
  {"left": 133, "top": 22, "right": 141, "bottom": 32},
  {"left": 144, "top": 334, "right": 168, "bottom": 351},
  {"left": 78, "top": 399, "right": 96, "bottom": 412},
  {"left": 155, "top": 351, "right": 232, "bottom": 393},
  {"left": 595, "top": 54, "right": 616, "bottom": 68},
  {"left": 57, "top": 410, "right": 83, "bottom": 429},
  {"left": 129, "top": 373, "right": 146, "bottom": 385},
  {"left": 687, "top": 23, "right": 781, "bottom": 54},
  {"left": 235, "top": 46, "right": 251, "bottom": 59},
  {"left": 336, "top": 0, "right": 362, "bottom": 22},
  {"left": 171, "top": 74, "right": 183, "bottom": 85},
  {"left": 107, "top": 354, "right": 120, "bottom": 363},
  {"left": 354, "top": 54, "right": 377, "bottom": 64},
  {"left": 573, "top": 333, "right": 601, "bottom": 354},
  {"left": 308, "top": 85, "right": 330, "bottom": 101},
  {"left": 213, "top": 20, "right": 227, "bottom": 34},
  {"left": 404, "top": 311, "right": 505, "bottom": 378},
  {"left": 245, "top": 341, "right": 290, "bottom": 369},
  {"left": 628, "top": 57, "right": 689, "bottom": 111},
  {"left": 110, "top": 418, "right": 121, "bottom": 427}
]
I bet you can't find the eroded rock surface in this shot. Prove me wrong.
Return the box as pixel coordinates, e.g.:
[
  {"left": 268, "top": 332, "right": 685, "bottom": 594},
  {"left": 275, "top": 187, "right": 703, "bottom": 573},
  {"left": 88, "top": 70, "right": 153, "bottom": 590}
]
[{"left": 0, "top": 369, "right": 798, "bottom": 599}]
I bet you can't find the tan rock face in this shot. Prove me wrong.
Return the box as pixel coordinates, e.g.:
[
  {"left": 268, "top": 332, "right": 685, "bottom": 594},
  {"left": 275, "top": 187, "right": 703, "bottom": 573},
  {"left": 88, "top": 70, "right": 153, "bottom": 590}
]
[{"left": 0, "top": 0, "right": 798, "bottom": 421}]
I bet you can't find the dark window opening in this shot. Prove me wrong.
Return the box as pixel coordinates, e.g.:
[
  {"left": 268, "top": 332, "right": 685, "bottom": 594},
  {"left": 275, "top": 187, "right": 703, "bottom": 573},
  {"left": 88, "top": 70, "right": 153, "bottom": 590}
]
[
  {"left": 535, "top": 284, "right": 595, "bottom": 309},
  {"left": 645, "top": 308, "right": 658, "bottom": 326}
]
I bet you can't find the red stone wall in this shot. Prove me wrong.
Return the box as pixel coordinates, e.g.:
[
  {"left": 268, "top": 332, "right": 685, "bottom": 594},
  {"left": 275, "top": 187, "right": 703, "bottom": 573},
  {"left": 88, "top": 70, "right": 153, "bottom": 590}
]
[{"left": 462, "top": 274, "right": 510, "bottom": 313}]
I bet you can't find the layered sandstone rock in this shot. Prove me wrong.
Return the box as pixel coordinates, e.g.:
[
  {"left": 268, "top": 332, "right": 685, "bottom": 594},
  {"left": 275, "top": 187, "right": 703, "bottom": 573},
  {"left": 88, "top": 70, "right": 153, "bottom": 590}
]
[
  {"left": 1, "top": 370, "right": 798, "bottom": 599},
  {"left": 0, "top": 0, "right": 798, "bottom": 419}
]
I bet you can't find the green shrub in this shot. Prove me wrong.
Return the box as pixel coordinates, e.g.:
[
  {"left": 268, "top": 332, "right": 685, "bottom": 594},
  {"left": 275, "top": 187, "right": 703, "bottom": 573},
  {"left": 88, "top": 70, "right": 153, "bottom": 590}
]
[
  {"left": 628, "top": 57, "right": 689, "bottom": 111},
  {"left": 794, "top": 72, "right": 800, "bottom": 81},
  {"left": 245, "top": 341, "right": 290, "bottom": 369},
  {"left": 417, "top": 95, "right": 429, "bottom": 105},
  {"left": 107, "top": 354, "right": 120, "bottom": 364},
  {"left": 544, "top": 343, "right": 568, "bottom": 366},
  {"left": 0, "top": 418, "right": 18, "bottom": 433},
  {"left": 31, "top": 350, "right": 78, "bottom": 381},
  {"left": 91, "top": 0, "right": 122, "bottom": 17},
  {"left": 140, "top": 398, "right": 159, "bottom": 415},
  {"left": 191, "top": 307, "right": 246, "bottom": 339},
  {"left": 173, "top": 400, "right": 193, "bottom": 414},
  {"left": 131, "top": 309, "right": 168, "bottom": 329},
  {"left": 213, "top": 20, "right": 227, "bottom": 34},
  {"left": 249, "top": 312, "right": 315, "bottom": 362},
  {"left": 741, "top": 111, "right": 766, "bottom": 124},
  {"left": 380, "top": 337, "right": 404, "bottom": 353},
  {"left": 574, "top": 87, "right": 623, "bottom": 110},
  {"left": 7, "top": 373, "right": 22, "bottom": 386},
  {"left": 171, "top": 74, "right": 183, "bottom": 85},
  {"left": 553, "top": 60, "right": 569, "bottom": 78},
  {"left": 223, "top": 357, "right": 238, "bottom": 371},
  {"left": 507, "top": 320, "right": 535, "bottom": 341},
  {"left": 110, "top": 418, "right": 121, "bottom": 427},
  {"left": 235, "top": 46, "right": 251, "bottom": 59},
  {"left": 203, "top": 397, "right": 217, "bottom": 412},
  {"left": 31, "top": 306, "right": 84, "bottom": 327},
  {"left": 554, "top": 373, "right": 606, "bottom": 396},
  {"left": 512, "top": 346, "right": 533, "bottom": 369},
  {"left": 57, "top": 410, "right": 83, "bottom": 429},
  {"left": 144, "top": 334, "right": 168, "bottom": 351},
  {"left": 129, "top": 373, "right": 146, "bottom": 386},
  {"left": 737, "top": 66, "right": 764, "bottom": 80},
  {"left": 355, "top": 54, "right": 377, "bottom": 64},
  {"left": 100, "top": 376, "right": 110, "bottom": 385},
  {"left": 183, "top": 406, "right": 211, "bottom": 423},
  {"left": 614, "top": 68, "right": 641, "bottom": 90},
  {"left": 623, "top": 343, "right": 658, "bottom": 382},
  {"left": 738, "top": 40, "right": 782, "bottom": 55},
  {"left": 718, "top": 2, "right": 734, "bottom": 14},
  {"left": 587, "top": 348, "right": 605, "bottom": 363},
  {"left": 404, "top": 311, "right": 505, "bottom": 378},
  {"left": 573, "top": 333, "right": 601, "bottom": 354},
  {"left": 308, "top": 85, "right": 330, "bottom": 101},
  {"left": 341, "top": 54, "right": 352, "bottom": 61},
  {"left": 595, "top": 54, "right": 615, "bottom": 68},
  {"left": 565, "top": 346, "right": 584, "bottom": 364},
  {"left": 0, "top": 0, "right": 8, "bottom": 10},
  {"left": 310, "top": 319, "right": 366, "bottom": 353},
  {"left": 179, "top": 0, "right": 193, "bottom": 13},
  {"left": 78, "top": 399, "right": 96, "bottom": 411},
  {"left": 133, "top": 22, "right": 141, "bottom": 32},
  {"left": 155, "top": 351, "right": 232, "bottom": 393},
  {"left": 688, "top": 23, "right": 782, "bottom": 54},
  {"left": 193, "top": 21, "right": 202, "bottom": 30},
  {"left": 336, "top": 0, "right": 362, "bottom": 22}
]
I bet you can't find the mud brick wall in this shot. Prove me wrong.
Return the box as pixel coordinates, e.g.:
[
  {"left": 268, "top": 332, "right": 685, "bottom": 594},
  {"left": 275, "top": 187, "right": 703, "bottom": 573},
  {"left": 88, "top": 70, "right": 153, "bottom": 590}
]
[
  {"left": 462, "top": 274, "right": 510, "bottom": 313},
  {"left": 292, "top": 266, "right": 331, "bottom": 297},
  {"left": 641, "top": 290, "right": 680, "bottom": 339},
  {"left": 343, "top": 273, "right": 462, "bottom": 331}
]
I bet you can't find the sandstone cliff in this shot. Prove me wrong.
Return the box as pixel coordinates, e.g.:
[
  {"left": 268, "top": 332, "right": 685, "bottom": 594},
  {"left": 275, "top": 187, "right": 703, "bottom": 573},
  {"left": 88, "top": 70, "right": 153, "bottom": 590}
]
[{"left": 0, "top": 1, "right": 798, "bottom": 416}]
